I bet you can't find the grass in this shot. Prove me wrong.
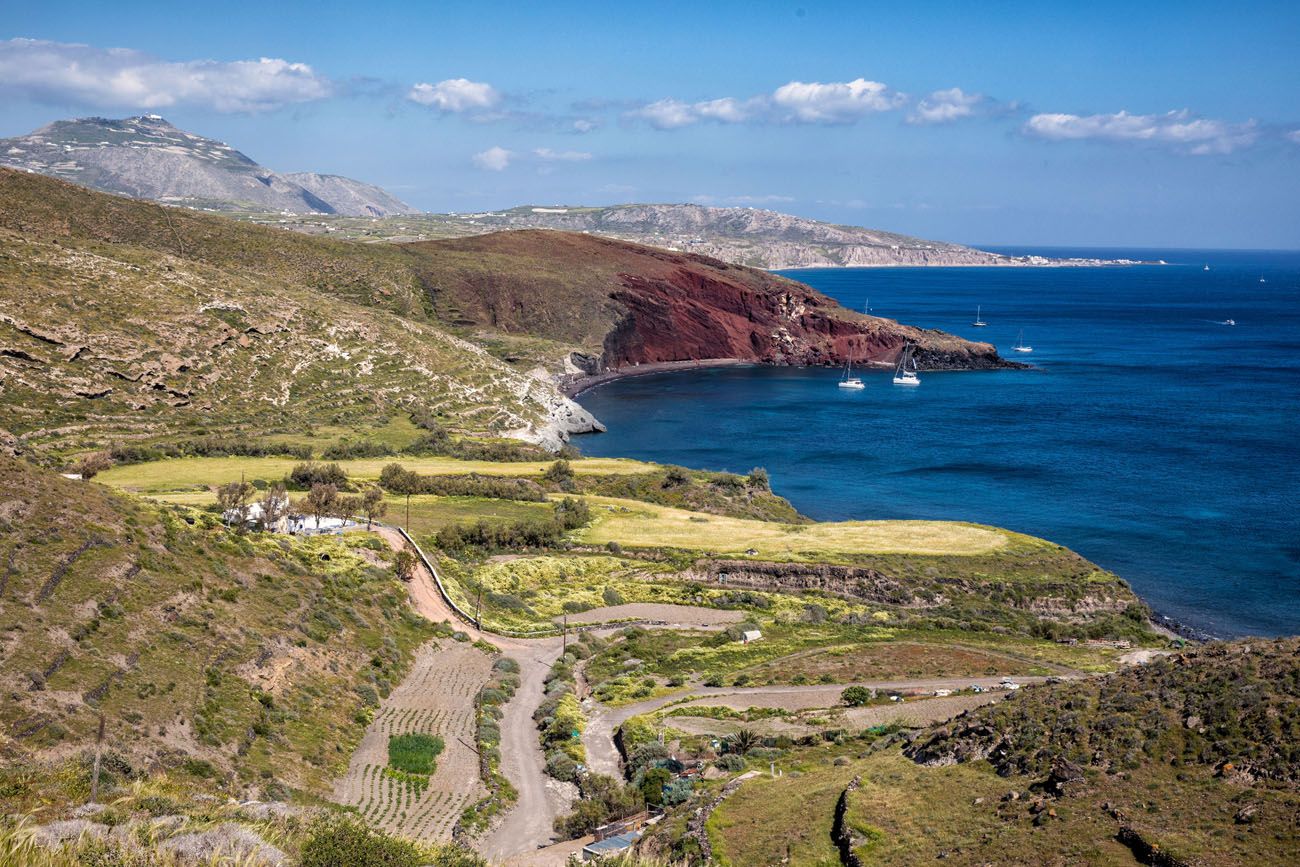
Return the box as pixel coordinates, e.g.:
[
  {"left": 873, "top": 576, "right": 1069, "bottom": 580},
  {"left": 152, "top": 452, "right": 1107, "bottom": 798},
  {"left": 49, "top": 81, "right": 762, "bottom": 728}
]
[
  {"left": 571, "top": 495, "right": 1012, "bottom": 559},
  {"left": 99, "top": 455, "right": 654, "bottom": 493},
  {"left": 387, "top": 733, "right": 444, "bottom": 775}
]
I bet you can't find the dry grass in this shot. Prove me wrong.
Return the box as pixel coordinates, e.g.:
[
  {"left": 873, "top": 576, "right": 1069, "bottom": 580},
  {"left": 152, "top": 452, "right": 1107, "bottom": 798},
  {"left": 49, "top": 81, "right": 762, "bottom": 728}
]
[{"left": 572, "top": 495, "right": 1011, "bottom": 558}]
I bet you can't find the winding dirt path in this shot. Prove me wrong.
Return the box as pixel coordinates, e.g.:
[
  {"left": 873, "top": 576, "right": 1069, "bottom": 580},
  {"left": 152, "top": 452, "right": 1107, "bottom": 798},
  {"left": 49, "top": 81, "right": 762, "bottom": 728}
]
[
  {"left": 583, "top": 675, "right": 1068, "bottom": 778},
  {"left": 372, "top": 527, "right": 574, "bottom": 861}
]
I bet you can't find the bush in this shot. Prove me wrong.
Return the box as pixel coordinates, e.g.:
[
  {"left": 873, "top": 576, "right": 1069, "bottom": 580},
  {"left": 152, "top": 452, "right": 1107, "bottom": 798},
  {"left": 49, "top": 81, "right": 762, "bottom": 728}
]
[
  {"left": 543, "top": 459, "right": 575, "bottom": 483},
  {"left": 841, "top": 686, "right": 873, "bottom": 707},
  {"left": 747, "top": 467, "right": 770, "bottom": 490},
  {"left": 602, "top": 586, "right": 625, "bottom": 607},
  {"left": 546, "top": 749, "right": 579, "bottom": 781},
  {"left": 322, "top": 440, "right": 394, "bottom": 460},
  {"left": 715, "top": 754, "right": 746, "bottom": 772},
  {"left": 300, "top": 816, "right": 425, "bottom": 867},
  {"left": 379, "top": 463, "right": 546, "bottom": 501},
  {"left": 287, "top": 461, "right": 348, "bottom": 490}
]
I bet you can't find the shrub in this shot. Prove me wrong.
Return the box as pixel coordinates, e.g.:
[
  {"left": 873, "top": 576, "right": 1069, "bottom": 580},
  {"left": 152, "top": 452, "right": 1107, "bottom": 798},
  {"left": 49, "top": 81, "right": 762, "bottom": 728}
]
[
  {"left": 546, "top": 749, "right": 579, "bottom": 781},
  {"left": 747, "top": 467, "right": 770, "bottom": 490},
  {"left": 841, "top": 686, "right": 873, "bottom": 707},
  {"left": 602, "top": 586, "right": 625, "bottom": 607},
  {"left": 715, "top": 754, "right": 746, "bottom": 772},
  {"left": 388, "top": 732, "right": 444, "bottom": 775},
  {"left": 287, "top": 461, "right": 348, "bottom": 490},
  {"left": 321, "top": 440, "right": 394, "bottom": 460},
  {"left": 300, "top": 816, "right": 425, "bottom": 867}
]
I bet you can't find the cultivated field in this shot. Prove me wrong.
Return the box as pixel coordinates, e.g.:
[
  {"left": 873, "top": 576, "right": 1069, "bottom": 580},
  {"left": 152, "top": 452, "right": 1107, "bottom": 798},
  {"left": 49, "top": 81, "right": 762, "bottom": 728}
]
[
  {"left": 571, "top": 495, "right": 1011, "bottom": 558},
  {"left": 333, "top": 640, "right": 492, "bottom": 841}
]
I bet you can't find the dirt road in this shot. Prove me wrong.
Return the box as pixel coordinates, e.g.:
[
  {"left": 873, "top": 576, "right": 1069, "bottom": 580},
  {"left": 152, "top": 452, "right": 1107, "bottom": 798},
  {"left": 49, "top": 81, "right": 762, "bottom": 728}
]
[{"left": 583, "top": 675, "right": 1065, "bottom": 778}]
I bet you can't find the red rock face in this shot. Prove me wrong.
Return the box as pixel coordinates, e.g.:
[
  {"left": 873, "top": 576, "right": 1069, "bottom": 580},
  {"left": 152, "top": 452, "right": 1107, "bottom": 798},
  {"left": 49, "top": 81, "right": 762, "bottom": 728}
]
[
  {"left": 605, "top": 265, "right": 1005, "bottom": 370},
  {"left": 416, "top": 229, "right": 1010, "bottom": 371}
]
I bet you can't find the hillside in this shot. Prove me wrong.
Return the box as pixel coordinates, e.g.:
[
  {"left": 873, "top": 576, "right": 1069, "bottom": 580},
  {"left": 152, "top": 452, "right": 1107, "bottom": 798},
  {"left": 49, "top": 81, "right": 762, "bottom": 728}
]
[
  {"left": 0, "top": 167, "right": 596, "bottom": 458},
  {"left": 0, "top": 116, "right": 418, "bottom": 216},
  {"left": 642, "top": 637, "right": 1300, "bottom": 867},
  {"left": 409, "top": 230, "right": 1012, "bottom": 375},
  {"left": 0, "top": 169, "right": 1008, "bottom": 459},
  {"left": 0, "top": 456, "right": 436, "bottom": 814}
]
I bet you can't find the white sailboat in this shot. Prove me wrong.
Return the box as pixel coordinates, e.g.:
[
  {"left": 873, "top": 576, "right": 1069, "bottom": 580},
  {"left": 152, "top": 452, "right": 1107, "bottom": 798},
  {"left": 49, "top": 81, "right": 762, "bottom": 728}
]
[
  {"left": 838, "top": 352, "right": 865, "bottom": 389},
  {"left": 1013, "top": 329, "right": 1033, "bottom": 353},
  {"left": 972, "top": 305, "right": 988, "bottom": 327},
  {"left": 1203, "top": 264, "right": 1210, "bottom": 271},
  {"left": 892, "top": 343, "right": 920, "bottom": 386}
]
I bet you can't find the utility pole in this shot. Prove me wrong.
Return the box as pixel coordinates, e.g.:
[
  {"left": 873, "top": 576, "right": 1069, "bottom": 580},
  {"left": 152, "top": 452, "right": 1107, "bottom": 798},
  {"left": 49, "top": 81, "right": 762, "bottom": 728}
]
[
  {"left": 90, "top": 714, "right": 105, "bottom": 803},
  {"left": 405, "top": 493, "right": 411, "bottom": 531},
  {"left": 562, "top": 612, "right": 568, "bottom": 655},
  {"left": 475, "top": 580, "right": 483, "bottom": 630}
]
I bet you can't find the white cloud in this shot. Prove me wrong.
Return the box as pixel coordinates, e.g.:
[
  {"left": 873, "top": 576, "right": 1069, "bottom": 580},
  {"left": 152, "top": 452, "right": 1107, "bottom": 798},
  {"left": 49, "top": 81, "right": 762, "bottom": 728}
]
[
  {"left": 631, "top": 98, "right": 699, "bottom": 130},
  {"left": 1025, "top": 109, "right": 1258, "bottom": 155},
  {"left": 534, "top": 148, "right": 592, "bottom": 161},
  {"left": 408, "top": 78, "right": 500, "bottom": 112},
  {"left": 0, "top": 38, "right": 330, "bottom": 112},
  {"left": 770, "top": 78, "right": 903, "bottom": 123},
  {"left": 572, "top": 118, "right": 599, "bottom": 133},
  {"left": 908, "top": 87, "right": 984, "bottom": 124},
  {"left": 1287, "top": 129, "right": 1300, "bottom": 144},
  {"left": 628, "top": 78, "right": 903, "bottom": 129},
  {"left": 472, "top": 146, "right": 512, "bottom": 171}
]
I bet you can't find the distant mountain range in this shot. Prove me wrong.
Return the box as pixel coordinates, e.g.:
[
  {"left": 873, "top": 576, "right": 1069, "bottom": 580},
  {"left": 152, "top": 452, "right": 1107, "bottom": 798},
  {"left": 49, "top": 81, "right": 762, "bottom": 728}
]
[
  {"left": 0, "top": 115, "right": 418, "bottom": 217},
  {"left": 1, "top": 116, "right": 1138, "bottom": 268}
]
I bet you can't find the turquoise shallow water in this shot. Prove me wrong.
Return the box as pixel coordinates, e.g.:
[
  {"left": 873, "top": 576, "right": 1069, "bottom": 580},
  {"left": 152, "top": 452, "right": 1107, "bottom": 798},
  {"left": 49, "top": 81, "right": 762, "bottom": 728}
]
[{"left": 573, "top": 249, "right": 1300, "bottom": 638}]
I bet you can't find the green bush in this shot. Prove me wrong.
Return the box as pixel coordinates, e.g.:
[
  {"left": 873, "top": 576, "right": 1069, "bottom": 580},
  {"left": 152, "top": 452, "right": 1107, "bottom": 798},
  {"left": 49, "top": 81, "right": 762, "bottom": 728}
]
[
  {"left": 388, "top": 732, "right": 444, "bottom": 775},
  {"left": 841, "top": 686, "right": 873, "bottom": 707},
  {"left": 300, "top": 816, "right": 425, "bottom": 867}
]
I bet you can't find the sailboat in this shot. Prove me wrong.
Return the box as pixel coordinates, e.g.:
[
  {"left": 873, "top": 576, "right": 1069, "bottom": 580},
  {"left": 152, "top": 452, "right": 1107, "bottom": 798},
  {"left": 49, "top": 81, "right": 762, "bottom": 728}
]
[
  {"left": 1259, "top": 276, "right": 1266, "bottom": 283},
  {"left": 892, "top": 343, "right": 920, "bottom": 386},
  {"left": 838, "top": 352, "right": 865, "bottom": 389},
  {"left": 972, "top": 305, "right": 988, "bottom": 327},
  {"left": 1204, "top": 264, "right": 1210, "bottom": 271},
  {"left": 1013, "top": 329, "right": 1033, "bottom": 353}
]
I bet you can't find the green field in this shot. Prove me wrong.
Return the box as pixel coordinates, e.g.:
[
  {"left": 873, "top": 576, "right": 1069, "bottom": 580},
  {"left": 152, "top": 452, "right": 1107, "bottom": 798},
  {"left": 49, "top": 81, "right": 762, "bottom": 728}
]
[
  {"left": 99, "top": 454, "right": 655, "bottom": 493},
  {"left": 572, "top": 495, "right": 1012, "bottom": 558}
]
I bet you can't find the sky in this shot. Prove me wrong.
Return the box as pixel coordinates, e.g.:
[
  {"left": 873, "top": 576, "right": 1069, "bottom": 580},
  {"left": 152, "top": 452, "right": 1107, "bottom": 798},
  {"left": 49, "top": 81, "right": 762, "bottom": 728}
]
[{"left": 2, "top": 0, "right": 1299, "bottom": 248}]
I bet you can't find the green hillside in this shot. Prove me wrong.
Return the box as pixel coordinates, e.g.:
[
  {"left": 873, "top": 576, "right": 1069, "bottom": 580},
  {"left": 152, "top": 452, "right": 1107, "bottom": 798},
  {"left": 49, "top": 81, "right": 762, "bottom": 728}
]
[{"left": 0, "top": 456, "right": 434, "bottom": 816}]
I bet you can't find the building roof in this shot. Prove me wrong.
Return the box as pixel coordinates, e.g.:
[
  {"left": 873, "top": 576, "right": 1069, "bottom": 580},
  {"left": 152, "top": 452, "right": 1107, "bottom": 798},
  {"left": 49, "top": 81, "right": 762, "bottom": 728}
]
[{"left": 583, "top": 831, "right": 641, "bottom": 854}]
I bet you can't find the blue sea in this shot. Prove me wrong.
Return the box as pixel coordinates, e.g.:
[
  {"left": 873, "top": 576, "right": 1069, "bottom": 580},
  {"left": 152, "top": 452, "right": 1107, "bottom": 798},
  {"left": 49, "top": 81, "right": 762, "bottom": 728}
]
[{"left": 573, "top": 249, "right": 1300, "bottom": 638}]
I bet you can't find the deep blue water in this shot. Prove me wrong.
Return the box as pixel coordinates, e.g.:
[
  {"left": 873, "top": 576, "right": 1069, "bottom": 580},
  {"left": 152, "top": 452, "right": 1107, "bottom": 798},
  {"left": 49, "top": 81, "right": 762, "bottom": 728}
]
[{"left": 573, "top": 249, "right": 1300, "bottom": 638}]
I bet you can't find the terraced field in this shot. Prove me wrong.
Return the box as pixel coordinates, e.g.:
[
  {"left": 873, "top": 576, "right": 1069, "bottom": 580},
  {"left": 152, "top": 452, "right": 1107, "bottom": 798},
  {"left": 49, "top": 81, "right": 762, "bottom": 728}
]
[{"left": 333, "top": 640, "right": 493, "bottom": 841}]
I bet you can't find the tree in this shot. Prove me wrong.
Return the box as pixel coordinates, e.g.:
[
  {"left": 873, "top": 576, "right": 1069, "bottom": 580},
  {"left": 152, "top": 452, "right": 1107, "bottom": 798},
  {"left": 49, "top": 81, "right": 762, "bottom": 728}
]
[
  {"left": 216, "top": 480, "right": 256, "bottom": 529},
  {"left": 338, "top": 495, "right": 363, "bottom": 522},
  {"left": 394, "top": 548, "right": 418, "bottom": 582},
  {"left": 663, "top": 466, "right": 691, "bottom": 488},
  {"left": 255, "top": 483, "right": 289, "bottom": 532},
  {"left": 639, "top": 767, "right": 672, "bottom": 806},
  {"left": 362, "top": 485, "right": 388, "bottom": 529},
  {"left": 746, "top": 467, "right": 770, "bottom": 490},
  {"left": 841, "top": 686, "right": 873, "bottom": 707},
  {"left": 75, "top": 451, "right": 113, "bottom": 480},
  {"left": 303, "top": 482, "right": 339, "bottom": 529}
]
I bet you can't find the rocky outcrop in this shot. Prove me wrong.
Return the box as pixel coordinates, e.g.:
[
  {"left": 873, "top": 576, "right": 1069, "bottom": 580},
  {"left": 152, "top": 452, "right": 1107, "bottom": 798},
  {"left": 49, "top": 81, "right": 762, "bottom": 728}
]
[
  {"left": 417, "top": 230, "right": 1015, "bottom": 375},
  {"left": 679, "top": 559, "right": 916, "bottom": 606}
]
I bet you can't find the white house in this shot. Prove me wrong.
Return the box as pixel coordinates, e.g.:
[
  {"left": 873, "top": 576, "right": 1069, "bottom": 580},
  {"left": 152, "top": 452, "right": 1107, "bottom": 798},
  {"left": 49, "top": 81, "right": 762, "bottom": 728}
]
[
  {"left": 221, "top": 494, "right": 294, "bottom": 534},
  {"left": 288, "top": 514, "right": 353, "bottom": 536},
  {"left": 740, "top": 629, "right": 763, "bottom": 644}
]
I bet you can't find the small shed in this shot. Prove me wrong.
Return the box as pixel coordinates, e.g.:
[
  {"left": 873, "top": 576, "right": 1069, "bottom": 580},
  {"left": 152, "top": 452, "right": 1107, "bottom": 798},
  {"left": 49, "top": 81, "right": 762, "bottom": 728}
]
[
  {"left": 740, "top": 629, "right": 762, "bottom": 644},
  {"left": 582, "top": 831, "right": 641, "bottom": 861}
]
